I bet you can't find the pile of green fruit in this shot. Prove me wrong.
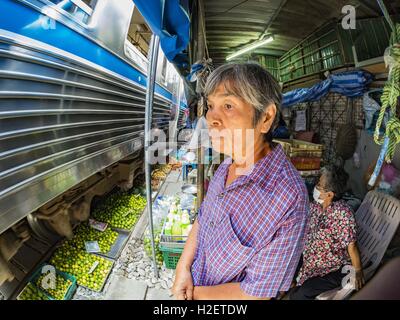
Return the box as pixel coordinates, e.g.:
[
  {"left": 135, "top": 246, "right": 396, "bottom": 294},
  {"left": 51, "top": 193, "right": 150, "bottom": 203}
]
[
  {"left": 66, "top": 223, "right": 118, "bottom": 253},
  {"left": 49, "top": 244, "right": 113, "bottom": 292},
  {"left": 18, "top": 283, "right": 49, "bottom": 300},
  {"left": 143, "top": 230, "right": 163, "bottom": 267},
  {"left": 92, "top": 193, "right": 146, "bottom": 230},
  {"left": 36, "top": 273, "right": 73, "bottom": 300}
]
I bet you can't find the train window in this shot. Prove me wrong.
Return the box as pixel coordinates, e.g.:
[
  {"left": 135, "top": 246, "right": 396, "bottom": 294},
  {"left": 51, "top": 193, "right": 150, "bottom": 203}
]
[
  {"left": 47, "top": 0, "right": 97, "bottom": 24},
  {"left": 161, "top": 56, "right": 168, "bottom": 81},
  {"left": 125, "top": 40, "right": 148, "bottom": 72},
  {"left": 155, "top": 52, "right": 168, "bottom": 84},
  {"left": 124, "top": 5, "right": 150, "bottom": 71},
  {"left": 163, "top": 60, "right": 180, "bottom": 93},
  {"left": 124, "top": 4, "right": 180, "bottom": 94}
]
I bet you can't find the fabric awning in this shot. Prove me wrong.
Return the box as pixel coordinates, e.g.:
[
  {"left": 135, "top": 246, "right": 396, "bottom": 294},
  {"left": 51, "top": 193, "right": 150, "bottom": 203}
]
[
  {"left": 133, "top": 0, "right": 190, "bottom": 68},
  {"left": 283, "top": 71, "right": 374, "bottom": 108}
]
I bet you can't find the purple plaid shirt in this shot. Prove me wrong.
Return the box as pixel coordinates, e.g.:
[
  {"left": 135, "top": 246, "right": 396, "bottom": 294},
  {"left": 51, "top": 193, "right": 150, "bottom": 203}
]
[{"left": 191, "top": 144, "right": 309, "bottom": 298}]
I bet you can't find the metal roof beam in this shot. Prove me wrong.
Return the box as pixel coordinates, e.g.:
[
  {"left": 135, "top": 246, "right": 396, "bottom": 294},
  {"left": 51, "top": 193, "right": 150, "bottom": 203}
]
[
  {"left": 259, "top": 0, "right": 288, "bottom": 39},
  {"left": 357, "top": 0, "right": 382, "bottom": 16}
]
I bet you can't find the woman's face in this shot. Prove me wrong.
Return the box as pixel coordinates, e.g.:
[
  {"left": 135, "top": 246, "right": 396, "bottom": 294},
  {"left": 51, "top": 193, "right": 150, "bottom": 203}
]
[
  {"left": 205, "top": 84, "right": 269, "bottom": 161},
  {"left": 316, "top": 173, "right": 334, "bottom": 203}
]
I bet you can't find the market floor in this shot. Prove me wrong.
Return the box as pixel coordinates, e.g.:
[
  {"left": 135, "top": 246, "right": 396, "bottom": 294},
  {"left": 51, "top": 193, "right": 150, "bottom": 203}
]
[
  {"left": 116, "top": 169, "right": 184, "bottom": 300},
  {"left": 73, "top": 169, "right": 184, "bottom": 300}
]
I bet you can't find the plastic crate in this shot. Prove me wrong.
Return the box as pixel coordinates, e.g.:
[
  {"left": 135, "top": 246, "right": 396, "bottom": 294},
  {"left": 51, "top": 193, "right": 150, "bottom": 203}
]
[
  {"left": 291, "top": 139, "right": 323, "bottom": 150},
  {"left": 299, "top": 169, "right": 321, "bottom": 177},
  {"left": 16, "top": 282, "right": 52, "bottom": 300},
  {"left": 274, "top": 139, "right": 323, "bottom": 158},
  {"left": 78, "top": 255, "right": 115, "bottom": 293},
  {"left": 159, "top": 245, "right": 183, "bottom": 269},
  {"left": 31, "top": 263, "right": 77, "bottom": 300}
]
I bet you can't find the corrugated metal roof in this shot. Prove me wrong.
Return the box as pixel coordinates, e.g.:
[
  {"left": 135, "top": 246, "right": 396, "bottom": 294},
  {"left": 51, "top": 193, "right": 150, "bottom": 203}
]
[
  {"left": 204, "top": 0, "right": 286, "bottom": 65},
  {"left": 203, "top": 0, "right": 397, "bottom": 66}
]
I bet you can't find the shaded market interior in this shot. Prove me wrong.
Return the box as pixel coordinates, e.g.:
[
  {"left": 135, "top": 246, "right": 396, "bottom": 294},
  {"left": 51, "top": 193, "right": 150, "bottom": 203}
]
[{"left": 0, "top": 0, "right": 400, "bottom": 300}]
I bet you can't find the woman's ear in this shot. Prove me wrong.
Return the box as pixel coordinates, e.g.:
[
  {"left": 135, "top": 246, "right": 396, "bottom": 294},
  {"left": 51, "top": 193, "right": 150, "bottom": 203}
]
[
  {"left": 260, "top": 103, "right": 277, "bottom": 134},
  {"left": 326, "top": 191, "right": 335, "bottom": 200}
]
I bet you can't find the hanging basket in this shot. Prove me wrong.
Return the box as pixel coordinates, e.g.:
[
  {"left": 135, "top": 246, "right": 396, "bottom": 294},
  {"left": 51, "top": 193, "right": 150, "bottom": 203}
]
[{"left": 336, "top": 124, "right": 358, "bottom": 160}]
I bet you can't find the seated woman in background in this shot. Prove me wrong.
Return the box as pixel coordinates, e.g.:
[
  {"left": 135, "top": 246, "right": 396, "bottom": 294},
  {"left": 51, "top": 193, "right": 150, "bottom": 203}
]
[{"left": 290, "top": 165, "right": 365, "bottom": 300}]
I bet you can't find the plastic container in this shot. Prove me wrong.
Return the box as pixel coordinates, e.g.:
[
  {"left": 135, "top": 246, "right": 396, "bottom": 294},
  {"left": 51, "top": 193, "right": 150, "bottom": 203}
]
[
  {"left": 16, "top": 282, "right": 52, "bottom": 301},
  {"left": 159, "top": 245, "right": 183, "bottom": 269},
  {"left": 78, "top": 256, "right": 114, "bottom": 293},
  {"left": 159, "top": 195, "right": 194, "bottom": 248},
  {"left": 160, "top": 218, "right": 188, "bottom": 249},
  {"left": 164, "top": 221, "right": 172, "bottom": 235},
  {"left": 96, "top": 230, "right": 130, "bottom": 260},
  {"left": 31, "top": 263, "right": 77, "bottom": 300}
]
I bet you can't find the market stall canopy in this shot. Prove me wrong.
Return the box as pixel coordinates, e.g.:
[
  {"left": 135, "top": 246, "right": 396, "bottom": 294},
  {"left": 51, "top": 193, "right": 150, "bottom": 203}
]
[
  {"left": 133, "top": 0, "right": 190, "bottom": 69},
  {"left": 282, "top": 70, "right": 374, "bottom": 107}
]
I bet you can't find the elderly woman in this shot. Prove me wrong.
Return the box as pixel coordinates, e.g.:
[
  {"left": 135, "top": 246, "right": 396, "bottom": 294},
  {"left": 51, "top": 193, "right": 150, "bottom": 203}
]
[
  {"left": 172, "top": 63, "right": 309, "bottom": 300},
  {"left": 290, "top": 165, "right": 365, "bottom": 300}
]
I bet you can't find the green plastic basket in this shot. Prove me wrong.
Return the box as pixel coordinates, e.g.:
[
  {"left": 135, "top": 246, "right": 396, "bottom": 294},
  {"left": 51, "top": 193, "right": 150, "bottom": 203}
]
[
  {"left": 159, "top": 245, "right": 183, "bottom": 269},
  {"left": 30, "top": 263, "right": 77, "bottom": 300}
]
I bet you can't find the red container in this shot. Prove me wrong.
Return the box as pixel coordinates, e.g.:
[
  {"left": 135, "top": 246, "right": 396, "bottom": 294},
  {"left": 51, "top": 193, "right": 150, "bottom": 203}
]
[{"left": 291, "top": 157, "right": 321, "bottom": 170}]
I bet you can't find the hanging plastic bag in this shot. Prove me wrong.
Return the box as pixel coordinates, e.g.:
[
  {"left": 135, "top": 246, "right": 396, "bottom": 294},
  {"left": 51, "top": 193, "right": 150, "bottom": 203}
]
[
  {"left": 363, "top": 92, "right": 389, "bottom": 135},
  {"left": 384, "top": 46, "right": 400, "bottom": 80},
  {"left": 151, "top": 195, "right": 173, "bottom": 229}
]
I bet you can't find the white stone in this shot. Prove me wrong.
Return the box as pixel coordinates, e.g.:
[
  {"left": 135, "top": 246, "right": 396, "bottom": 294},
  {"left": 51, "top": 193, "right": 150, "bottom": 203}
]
[
  {"left": 165, "top": 274, "right": 172, "bottom": 280},
  {"left": 137, "top": 267, "right": 145, "bottom": 274}
]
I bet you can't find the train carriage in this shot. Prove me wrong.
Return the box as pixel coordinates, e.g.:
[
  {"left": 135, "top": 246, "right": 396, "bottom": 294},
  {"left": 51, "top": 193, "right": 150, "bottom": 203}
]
[{"left": 0, "top": 0, "right": 188, "bottom": 297}]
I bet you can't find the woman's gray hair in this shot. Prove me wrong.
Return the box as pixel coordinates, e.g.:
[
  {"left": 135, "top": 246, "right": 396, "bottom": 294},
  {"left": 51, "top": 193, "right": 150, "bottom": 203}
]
[
  {"left": 321, "top": 165, "right": 349, "bottom": 200},
  {"left": 204, "top": 62, "right": 282, "bottom": 143}
]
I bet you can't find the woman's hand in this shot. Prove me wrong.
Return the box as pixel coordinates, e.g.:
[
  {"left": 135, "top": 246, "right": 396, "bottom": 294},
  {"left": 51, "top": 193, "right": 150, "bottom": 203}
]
[
  {"left": 172, "top": 266, "right": 194, "bottom": 300},
  {"left": 355, "top": 269, "right": 365, "bottom": 290},
  {"left": 348, "top": 242, "right": 364, "bottom": 290},
  {"left": 171, "top": 219, "right": 199, "bottom": 300}
]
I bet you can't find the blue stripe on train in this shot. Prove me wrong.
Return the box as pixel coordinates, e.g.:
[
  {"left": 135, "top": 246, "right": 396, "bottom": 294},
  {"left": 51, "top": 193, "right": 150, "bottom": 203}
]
[{"left": 0, "top": 0, "right": 187, "bottom": 106}]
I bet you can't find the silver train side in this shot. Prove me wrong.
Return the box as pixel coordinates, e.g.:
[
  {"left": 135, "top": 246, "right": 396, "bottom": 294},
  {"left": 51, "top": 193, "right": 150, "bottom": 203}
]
[{"left": 0, "top": 0, "right": 188, "bottom": 283}]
